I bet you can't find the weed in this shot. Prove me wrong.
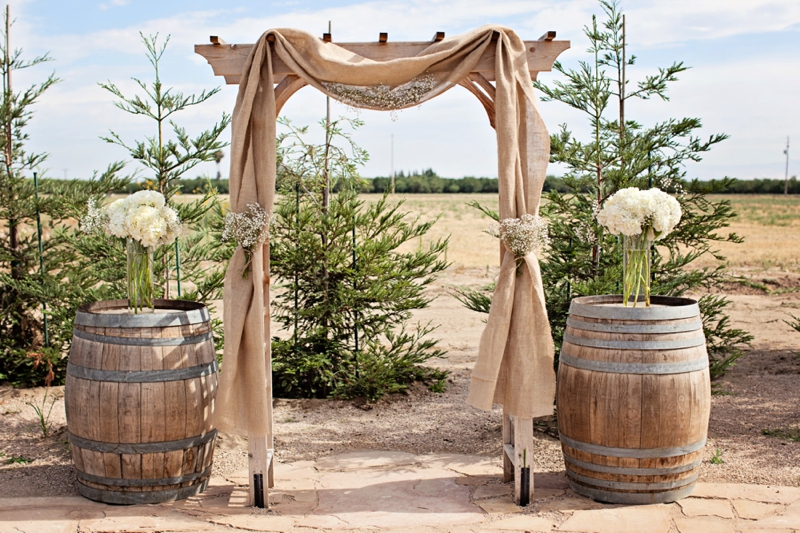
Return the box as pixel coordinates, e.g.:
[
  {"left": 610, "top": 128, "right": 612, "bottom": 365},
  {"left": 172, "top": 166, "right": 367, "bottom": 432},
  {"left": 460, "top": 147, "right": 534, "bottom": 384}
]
[
  {"left": 711, "top": 383, "right": 736, "bottom": 396},
  {"left": 428, "top": 369, "right": 449, "bottom": 394},
  {"left": 26, "top": 387, "right": 59, "bottom": 438},
  {"left": 710, "top": 449, "right": 725, "bottom": 464},
  {"left": 5, "top": 455, "right": 33, "bottom": 464},
  {"left": 762, "top": 427, "right": 800, "bottom": 442}
]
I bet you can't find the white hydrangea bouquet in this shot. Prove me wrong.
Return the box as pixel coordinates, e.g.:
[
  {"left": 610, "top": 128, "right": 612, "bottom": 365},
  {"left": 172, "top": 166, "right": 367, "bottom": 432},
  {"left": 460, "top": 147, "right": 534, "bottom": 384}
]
[
  {"left": 596, "top": 187, "right": 682, "bottom": 307},
  {"left": 83, "top": 190, "right": 182, "bottom": 313}
]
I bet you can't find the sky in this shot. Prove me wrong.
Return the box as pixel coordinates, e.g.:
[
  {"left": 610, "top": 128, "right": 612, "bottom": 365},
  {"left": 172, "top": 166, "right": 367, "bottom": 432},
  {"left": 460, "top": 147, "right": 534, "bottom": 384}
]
[{"left": 8, "top": 0, "right": 800, "bottom": 182}]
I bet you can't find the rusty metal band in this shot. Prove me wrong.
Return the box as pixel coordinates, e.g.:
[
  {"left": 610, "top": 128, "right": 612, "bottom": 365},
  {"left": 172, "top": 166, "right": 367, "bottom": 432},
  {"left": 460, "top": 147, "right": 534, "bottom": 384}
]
[
  {"left": 558, "top": 352, "right": 708, "bottom": 375},
  {"left": 75, "top": 299, "right": 210, "bottom": 328},
  {"left": 566, "top": 317, "right": 703, "bottom": 334},
  {"left": 76, "top": 464, "right": 212, "bottom": 487},
  {"left": 569, "top": 295, "right": 700, "bottom": 320},
  {"left": 77, "top": 477, "right": 209, "bottom": 505},
  {"left": 67, "top": 360, "right": 218, "bottom": 383},
  {"left": 69, "top": 430, "right": 217, "bottom": 455},
  {"left": 563, "top": 332, "right": 706, "bottom": 351},
  {"left": 559, "top": 433, "right": 706, "bottom": 459},
  {"left": 567, "top": 479, "right": 697, "bottom": 505},
  {"left": 73, "top": 328, "right": 213, "bottom": 346},
  {"left": 567, "top": 469, "right": 698, "bottom": 491},
  {"left": 564, "top": 454, "right": 702, "bottom": 476}
]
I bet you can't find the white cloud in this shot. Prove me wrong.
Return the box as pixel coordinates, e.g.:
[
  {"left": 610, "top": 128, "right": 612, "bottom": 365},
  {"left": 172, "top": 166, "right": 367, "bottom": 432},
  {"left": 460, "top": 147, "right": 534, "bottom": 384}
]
[{"left": 12, "top": 0, "right": 800, "bottom": 181}]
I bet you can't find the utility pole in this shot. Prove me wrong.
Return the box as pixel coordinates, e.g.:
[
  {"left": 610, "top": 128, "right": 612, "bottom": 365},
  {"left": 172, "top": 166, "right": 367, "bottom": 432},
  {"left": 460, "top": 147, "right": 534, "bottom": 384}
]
[
  {"left": 323, "top": 20, "right": 332, "bottom": 209},
  {"left": 784, "top": 137, "right": 790, "bottom": 195},
  {"left": 390, "top": 134, "right": 395, "bottom": 193}
]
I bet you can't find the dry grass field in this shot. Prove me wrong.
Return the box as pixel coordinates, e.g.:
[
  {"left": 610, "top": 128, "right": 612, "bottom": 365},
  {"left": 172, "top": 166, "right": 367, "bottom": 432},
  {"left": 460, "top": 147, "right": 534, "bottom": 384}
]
[{"left": 359, "top": 193, "right": 800, "bottom": 272}]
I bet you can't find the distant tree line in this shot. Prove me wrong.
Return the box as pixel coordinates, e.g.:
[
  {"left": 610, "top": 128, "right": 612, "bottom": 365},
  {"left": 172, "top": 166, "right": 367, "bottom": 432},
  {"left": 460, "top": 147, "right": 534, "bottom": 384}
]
[{"left": 105, "top": 172, "right": 799, "bottom": 195}]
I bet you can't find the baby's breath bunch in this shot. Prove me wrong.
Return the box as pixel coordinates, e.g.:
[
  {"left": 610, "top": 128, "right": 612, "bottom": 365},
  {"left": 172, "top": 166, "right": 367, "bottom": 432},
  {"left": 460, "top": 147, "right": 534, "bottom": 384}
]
[
  {"left": 81, "top": 198, "right": 108, "bottom": 234},
  {"left": 491, "top": 214, "right": 550, "bottom": 259},
  {"left": 322, "top": 75, "right": 437, "bottom": 121},
  {"left": 222, "top": 203, "right": 272, "bottom": 279}
]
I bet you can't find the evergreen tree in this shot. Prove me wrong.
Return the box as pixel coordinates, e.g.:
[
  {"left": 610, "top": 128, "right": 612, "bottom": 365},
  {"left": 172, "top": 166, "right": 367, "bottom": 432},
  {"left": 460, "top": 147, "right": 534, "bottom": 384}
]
[
  {"left": 534, "top": 0, "right": 751, "bottom": 378},
  {"left": 67, "top": 33, "right": 232, "bottom": 354},
  {"left": 460, "top": 0, "right": 751, "bottom": 379},
  {"left": 0, "top": 8, "right": 127, "bottom": 386},
  {"left": 270, "top": 117, "right": 449, "bottom": 400}
]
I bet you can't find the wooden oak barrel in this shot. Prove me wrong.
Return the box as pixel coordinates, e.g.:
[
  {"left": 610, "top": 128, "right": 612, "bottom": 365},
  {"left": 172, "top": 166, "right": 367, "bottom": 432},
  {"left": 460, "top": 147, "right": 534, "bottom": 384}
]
[
  {"left": 556, "top": 295, "right": 710, "bottom": 504},
  {"left": 65, "top": 299, "right": 218, "bottom": 504}
]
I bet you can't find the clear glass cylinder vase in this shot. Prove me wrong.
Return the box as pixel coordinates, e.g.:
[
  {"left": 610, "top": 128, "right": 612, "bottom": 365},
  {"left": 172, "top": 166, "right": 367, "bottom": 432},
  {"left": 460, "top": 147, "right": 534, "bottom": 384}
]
[
  {"left": 127, "top": 238, "right": 155, "bottom": 314},
  {"left": 622, "top": 234, "right": 652, "bottom": 307}
]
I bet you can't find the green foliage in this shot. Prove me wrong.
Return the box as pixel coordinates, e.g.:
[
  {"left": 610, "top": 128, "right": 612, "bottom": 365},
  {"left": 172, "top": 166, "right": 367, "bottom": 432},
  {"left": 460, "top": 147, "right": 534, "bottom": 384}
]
[
  {"left": 531, "top": 0, "right": 751, "bottom": 376},
  {"left": 0, "top": 12, "right": 131, "bottom": 387},
  {"left": 64, "top": 33, "right": 233, "bottom": 360},
  {"left": 709, "top": 449, "right": 725, "bottom": 464},
  {"left": 270, "top": 117, "right": 449, "bottom": 400},
  {"left": 691, "top": 176, "right": 799, "bottom": 195},
  {"left": 4, "top": 455, "right": 32, "bottom": 464},
  {"left": 26, "top": 387, "right": 59, "bottom": 438},
  {"left": 762, "top": 427, "right": 800, "bottom": 442}
]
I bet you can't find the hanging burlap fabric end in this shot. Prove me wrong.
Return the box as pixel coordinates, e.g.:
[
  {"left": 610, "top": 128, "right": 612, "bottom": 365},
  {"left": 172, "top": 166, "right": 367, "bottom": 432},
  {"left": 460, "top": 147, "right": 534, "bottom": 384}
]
[{"left": 215, "top": 24, "right": 556, "bottom": 437}]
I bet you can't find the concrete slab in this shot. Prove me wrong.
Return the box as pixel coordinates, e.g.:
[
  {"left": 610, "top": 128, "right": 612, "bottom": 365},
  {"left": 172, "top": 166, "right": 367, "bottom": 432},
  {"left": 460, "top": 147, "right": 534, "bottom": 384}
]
[
  {"left": 732, "top": 499, "right": 783, "bottom": 520},
  {"left": 475, "top": 496, "right": 523, "bottom": 514},
  {"left": 310, "top": 464, "right": 485, "bottom": 528},
  {"left": 483, "top": 515, "right": 560, "bottom": 530},
  {"left": 473, "top": 484, "right": 512, "bottom": 500},
  {"left": 691, "top": 483, "right": 800, "bottom": 505},
  {"left": 315, "top": 450, "right": 418, "bottom": 471},
  {"left": 678, "top": 498, "right": 734, "bottom": 518},
  {"left": 557, "top": 504, "right": 673, "bottom": 533},
  {"left": 674, "top": 517, "right": 735, "bottom": 533}
]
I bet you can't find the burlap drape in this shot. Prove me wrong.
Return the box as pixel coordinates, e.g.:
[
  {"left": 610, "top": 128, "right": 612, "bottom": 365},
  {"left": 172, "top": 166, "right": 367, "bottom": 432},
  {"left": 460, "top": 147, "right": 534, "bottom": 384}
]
[{"left": 216, "top": 25, "right": 556, "bottom": 437}]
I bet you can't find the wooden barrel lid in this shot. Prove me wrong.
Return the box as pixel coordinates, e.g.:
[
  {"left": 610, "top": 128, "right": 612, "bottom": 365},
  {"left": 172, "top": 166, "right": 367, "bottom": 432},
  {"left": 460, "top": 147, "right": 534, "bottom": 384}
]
[
  {"left": 569, "top": 295, "right": 699, "bottom": 320},
  {"left": 75, "top": 299, "right": 210, "bottom": 328}
]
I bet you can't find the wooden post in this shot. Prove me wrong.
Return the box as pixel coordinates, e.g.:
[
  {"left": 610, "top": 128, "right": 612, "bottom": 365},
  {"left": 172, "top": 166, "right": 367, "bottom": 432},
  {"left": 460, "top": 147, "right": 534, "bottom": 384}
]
[{"left": 502, "top": 413, "right": 534, "bottom": 505}]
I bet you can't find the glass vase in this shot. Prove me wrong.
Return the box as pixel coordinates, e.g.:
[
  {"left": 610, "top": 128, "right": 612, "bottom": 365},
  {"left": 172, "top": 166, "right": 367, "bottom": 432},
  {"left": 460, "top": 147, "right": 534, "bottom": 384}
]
[
  {"left": 127, "top": 239, "right": 155, "bottom": 314},
  {"left": 622, "top": 234, "right": 652, "bottom": 307}
]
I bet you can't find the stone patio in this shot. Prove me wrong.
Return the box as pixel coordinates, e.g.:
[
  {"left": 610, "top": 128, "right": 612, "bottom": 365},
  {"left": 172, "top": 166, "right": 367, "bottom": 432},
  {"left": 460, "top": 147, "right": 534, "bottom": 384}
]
[{"left": 1, "top": 451, "right": 799, "bottom": 533}]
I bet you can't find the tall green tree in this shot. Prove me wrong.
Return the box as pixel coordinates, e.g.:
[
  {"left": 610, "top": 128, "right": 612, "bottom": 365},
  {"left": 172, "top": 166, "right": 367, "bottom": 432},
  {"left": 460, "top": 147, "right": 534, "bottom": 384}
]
[
  {"left": 66, "top": 33, "right": 232, "bottom": 358},
  {"left": 533, "top": 0, "right": 751, "bottom": 377},
  {"left": 270, "top": 117, "right": 449, "bottom": 400},
  {"left": 0, "top": 7, "right": 127, "bottom": 386}
]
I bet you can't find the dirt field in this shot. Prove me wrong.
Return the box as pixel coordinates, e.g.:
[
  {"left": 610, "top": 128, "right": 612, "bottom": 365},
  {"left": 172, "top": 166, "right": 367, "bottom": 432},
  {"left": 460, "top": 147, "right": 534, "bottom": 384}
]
[{"left": 1, "top": 193, "right": 799, "bottom": 497}]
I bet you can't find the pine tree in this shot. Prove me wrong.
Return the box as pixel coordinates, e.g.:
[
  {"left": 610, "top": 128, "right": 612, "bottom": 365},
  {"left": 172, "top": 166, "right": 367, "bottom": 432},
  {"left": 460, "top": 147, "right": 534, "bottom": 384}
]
[
  {"left": 0, "top": 7, "right": 128, "bottom": 386},
  {"left": 459, "top": 0, "right": 751, "bottom": 378},
  {"left": 67, "top": 33, "right": 232, "bottom": 355},
  {"left": 269, "top": 117, "right": 449, "bottom": 400},
  {"left": 533, "top": 0, "right": 752, "bottom": 377}
]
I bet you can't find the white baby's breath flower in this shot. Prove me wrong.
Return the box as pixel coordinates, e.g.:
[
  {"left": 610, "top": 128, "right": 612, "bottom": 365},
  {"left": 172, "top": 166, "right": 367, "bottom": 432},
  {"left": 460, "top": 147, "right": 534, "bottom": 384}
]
[
  {"left": 495, "top": 214, "right": 550, "bottom": 258},
  {"left": 222, "top": 203, "right": 272, "bottom": 278}
]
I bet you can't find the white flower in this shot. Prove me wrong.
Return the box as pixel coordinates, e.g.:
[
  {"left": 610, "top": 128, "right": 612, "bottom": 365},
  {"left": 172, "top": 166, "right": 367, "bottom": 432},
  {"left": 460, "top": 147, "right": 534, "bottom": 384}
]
[
  {"left": 596, "top": 187, "right": 682, "bottom": 240},
  {"left": 82, "top": 191, "right": 183, "bottom": 247},
  {"left": 495, "top": 214, "right": 550, "bottom": 258}
]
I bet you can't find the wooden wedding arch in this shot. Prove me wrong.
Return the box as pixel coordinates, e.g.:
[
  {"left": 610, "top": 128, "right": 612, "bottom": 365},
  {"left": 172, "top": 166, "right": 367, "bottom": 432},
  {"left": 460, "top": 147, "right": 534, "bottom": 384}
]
[{"left": 196, "top": 29, "right": 569, "bottom": 507}]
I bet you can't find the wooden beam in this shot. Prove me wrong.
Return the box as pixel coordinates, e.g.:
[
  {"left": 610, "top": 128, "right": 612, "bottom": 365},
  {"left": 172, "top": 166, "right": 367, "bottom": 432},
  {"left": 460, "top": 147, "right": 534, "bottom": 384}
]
[
  {"left": 432, "top": 31, "right": 445, "bottom": 42},
  {"left": 195, "top": 39, "right": 570, "bottom": 85},
  {"left": 539, "top": 31, "right": 556, "bottom": 41},
  {"left": 210, "top": 36, "right": 226, "bottom": 45},
  {"left": 379, "top": 32, "right": 388, "bottom": 43}
]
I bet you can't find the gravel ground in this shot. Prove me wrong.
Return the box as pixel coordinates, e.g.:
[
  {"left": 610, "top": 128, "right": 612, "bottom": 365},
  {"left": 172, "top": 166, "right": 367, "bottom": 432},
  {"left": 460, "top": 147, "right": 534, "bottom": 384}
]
[{"left": 1, "top": 270, "right": 799, "bottom": 497}]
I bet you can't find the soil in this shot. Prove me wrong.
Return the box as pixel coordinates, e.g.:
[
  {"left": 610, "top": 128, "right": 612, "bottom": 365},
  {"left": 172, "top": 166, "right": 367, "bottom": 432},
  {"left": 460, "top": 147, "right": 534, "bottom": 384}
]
[{"left": 1, "top": 267, "right": 799, "bottom": 498}]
